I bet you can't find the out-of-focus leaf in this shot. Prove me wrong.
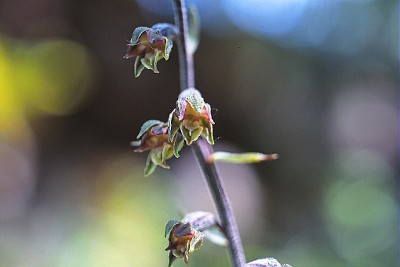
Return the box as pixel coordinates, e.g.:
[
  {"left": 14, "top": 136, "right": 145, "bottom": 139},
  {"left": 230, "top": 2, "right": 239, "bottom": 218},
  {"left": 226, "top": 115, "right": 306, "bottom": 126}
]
[{"left": 208, "top": 152, "right": 279, "bottom": 164}]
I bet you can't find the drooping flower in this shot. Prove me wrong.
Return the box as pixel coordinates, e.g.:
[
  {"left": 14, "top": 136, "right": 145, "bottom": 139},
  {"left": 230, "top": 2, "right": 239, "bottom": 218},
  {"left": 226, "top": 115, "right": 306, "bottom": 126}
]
[
  {"left": 168, "top": 88, "right": 215, "bottom": 145},
  {"left": 123, "top": 23, "right": 176, "bottom": 77},
  {"left": 165, "top": 220, "right": 204, "bottom": 266},
  {"left": 131, "top": 120, "right": 184, "bottom": 176}
]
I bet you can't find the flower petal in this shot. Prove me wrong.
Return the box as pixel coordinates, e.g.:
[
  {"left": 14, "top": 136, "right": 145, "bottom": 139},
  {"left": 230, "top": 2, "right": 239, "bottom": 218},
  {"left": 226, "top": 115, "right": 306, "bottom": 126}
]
[
  {"left": 202, "top": 124, "right": 214, "bottom": 145},
  {"left": 150, "top": 149, "right": 169, "bottom": 169},
  {"left": 164, "top": 38, "right": 173, "bottom": 60},
  {"left": 173, "top": 134, "right": 184, "bottom": 158},
  {"left": 168, "top": 111, "right": 181, "bottom": 142},
  {"left": 189, "top": 126, "right": 203, "bottom": 144},
  {"left": 180, "top": 125, "right": 192, "bottom": 145},
  {"left": 134, "top": 55, "right": 145, "bottom": 78},
  {"left": 161, "top": 144, "right": 174, "bottom": 163}
]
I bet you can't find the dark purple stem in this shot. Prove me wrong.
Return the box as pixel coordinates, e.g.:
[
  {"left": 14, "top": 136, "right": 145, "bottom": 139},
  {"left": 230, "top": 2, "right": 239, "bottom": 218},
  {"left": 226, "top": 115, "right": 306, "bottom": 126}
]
[
  {"left": 172, "top": 0, "right": 195, "bottom": 89},
  {"left": 172, "top": 1, "right": 246, "bottom": 266}
]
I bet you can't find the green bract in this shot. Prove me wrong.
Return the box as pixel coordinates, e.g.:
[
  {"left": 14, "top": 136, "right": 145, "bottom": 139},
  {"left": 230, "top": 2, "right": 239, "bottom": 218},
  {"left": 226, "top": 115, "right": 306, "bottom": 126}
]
[
  {"left": 131, "top": 120, "right": 184, "bottom": 176},
  {"left": 168, "top": 88, "right": 215, "bottom": 145},
  {"left": 124, "top": 24, "right": 176, "bottom": 77}
]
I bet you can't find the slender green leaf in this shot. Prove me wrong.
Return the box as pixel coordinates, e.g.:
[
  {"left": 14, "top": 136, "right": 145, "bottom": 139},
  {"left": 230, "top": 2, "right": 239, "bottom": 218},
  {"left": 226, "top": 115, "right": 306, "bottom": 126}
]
[{"left": 208, "top": 152, "right": 279, "bottom": 164}]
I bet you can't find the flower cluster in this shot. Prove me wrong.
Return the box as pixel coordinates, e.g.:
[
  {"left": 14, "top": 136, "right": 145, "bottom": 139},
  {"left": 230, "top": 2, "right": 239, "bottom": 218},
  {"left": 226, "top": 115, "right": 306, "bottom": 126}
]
[
  {"left": 132, "top": 88, "right": 215, "bottom": 176},
  {"left": 124, "top": 24, "right": 176, "bottom": 77}
]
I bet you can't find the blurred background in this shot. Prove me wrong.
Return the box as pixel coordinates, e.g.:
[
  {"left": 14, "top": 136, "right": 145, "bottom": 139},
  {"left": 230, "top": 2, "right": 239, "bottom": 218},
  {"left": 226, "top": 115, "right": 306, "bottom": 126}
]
[{"left": 0, "top": 0, "right": 398, "bottom": 266}]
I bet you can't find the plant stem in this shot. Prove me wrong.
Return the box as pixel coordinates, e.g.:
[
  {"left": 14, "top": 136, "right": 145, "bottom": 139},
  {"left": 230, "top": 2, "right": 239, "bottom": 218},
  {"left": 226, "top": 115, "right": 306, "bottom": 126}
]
[
  {"left": 192, "top": 139, "right": 246, "bottom": 267},
  {"left": 172, "top": 0, "right": 195, "bottom": 89},
  {"left": 172, "top": 1, "right": 246, "bottom": 266}
]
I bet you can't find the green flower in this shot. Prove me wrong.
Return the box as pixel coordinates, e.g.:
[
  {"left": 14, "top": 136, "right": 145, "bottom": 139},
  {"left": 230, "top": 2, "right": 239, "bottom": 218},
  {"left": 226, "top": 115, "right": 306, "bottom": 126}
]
[
  {"left": 131, "top": 120, "right": 184, "bottom": 176},
  {"left": 168, "top": 88, "right": 215, "bottom": 145},
  {"left": 123, "top": 24, "right": 175, "bottom": 77}
]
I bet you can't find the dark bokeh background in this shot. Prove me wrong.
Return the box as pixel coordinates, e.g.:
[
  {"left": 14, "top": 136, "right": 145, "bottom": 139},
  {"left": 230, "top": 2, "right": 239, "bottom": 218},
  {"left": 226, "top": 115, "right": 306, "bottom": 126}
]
[{"left": 0, "top": 0, "right": 397, "bottom": 266}]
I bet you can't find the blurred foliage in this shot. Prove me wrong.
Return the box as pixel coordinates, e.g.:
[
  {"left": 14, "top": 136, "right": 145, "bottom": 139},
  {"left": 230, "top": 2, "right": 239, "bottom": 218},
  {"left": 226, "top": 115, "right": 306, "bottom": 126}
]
[{"left": 0, "top": 37, "right": 92, "bottom": 144}]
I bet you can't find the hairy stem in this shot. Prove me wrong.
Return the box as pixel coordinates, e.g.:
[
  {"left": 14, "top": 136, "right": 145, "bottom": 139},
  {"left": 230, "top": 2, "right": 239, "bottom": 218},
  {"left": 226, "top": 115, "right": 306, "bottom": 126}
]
[{"left": 172, "top": 1, "right": 246, "bottom": 266}]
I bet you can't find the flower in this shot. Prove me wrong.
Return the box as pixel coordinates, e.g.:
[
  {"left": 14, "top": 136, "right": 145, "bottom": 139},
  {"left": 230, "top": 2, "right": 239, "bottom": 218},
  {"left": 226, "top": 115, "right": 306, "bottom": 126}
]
[
  {"left": 123, "top": 24, "right": 175, "bottom": 77},
  {"left": 168, "top": 88, "right": 215, "bottom": 145},
  {"left": 131, "top": 120, "right": 184, "bottom": 176},
  {"left": 165, "top": 221, "right": 204, "bottom": 266}
]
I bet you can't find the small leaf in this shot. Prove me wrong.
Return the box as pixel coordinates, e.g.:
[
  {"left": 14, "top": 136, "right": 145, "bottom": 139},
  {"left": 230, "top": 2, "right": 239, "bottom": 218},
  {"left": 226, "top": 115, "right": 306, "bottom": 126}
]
[
  {"left": 187, "top": 5, "right": 200, "bottom": 54},
  {"left": 144, "top": 153, "right": 157, "bottom": 176},
  {"left": 136, "top": 119, "right": 163, "bottom": 139},
  {"left": 207, "top": 152, "right": 279, "bottom": 164},
  {"left": 165, "top": 219, "right": 181, "bottom": 237}
]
